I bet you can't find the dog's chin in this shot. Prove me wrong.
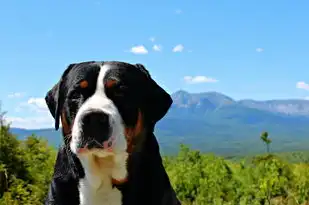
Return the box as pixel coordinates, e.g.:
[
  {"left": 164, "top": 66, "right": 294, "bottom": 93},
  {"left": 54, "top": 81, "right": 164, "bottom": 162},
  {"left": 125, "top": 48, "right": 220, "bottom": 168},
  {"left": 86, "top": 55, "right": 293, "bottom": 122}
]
[
  {"left": 93, "top": 151, "right": 114, "bottom": 158},
  {"left": 73, "top": 146, "right": 129, "bottom": 188},
  {"left": 78, "top": 148, "right": 115, "bottom": 158}
]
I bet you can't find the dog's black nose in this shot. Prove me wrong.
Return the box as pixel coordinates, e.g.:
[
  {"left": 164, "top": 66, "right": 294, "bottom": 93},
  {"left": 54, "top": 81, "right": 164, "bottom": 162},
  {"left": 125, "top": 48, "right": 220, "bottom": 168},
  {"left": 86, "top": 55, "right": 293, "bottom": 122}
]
[{"left": 81, "top": 111, "right": 111, "bottom": 148}]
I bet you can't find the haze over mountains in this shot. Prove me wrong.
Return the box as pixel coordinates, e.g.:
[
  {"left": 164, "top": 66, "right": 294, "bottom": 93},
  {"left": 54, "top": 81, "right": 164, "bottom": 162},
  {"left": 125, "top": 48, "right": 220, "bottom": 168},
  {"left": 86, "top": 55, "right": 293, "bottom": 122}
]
[
  {"left": 172, "top": 90, "right": 309, "bottom": 116},
  {"left": 10, "top": 90, "right": 309, "bottom": 156}
]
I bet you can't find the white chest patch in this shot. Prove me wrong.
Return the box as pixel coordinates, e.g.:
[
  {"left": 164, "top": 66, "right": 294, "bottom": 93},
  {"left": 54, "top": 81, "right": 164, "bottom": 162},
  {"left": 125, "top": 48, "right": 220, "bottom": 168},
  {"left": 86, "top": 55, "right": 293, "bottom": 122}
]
[{"left": 79, "top": 178, "right": 122, "bottom": 205}]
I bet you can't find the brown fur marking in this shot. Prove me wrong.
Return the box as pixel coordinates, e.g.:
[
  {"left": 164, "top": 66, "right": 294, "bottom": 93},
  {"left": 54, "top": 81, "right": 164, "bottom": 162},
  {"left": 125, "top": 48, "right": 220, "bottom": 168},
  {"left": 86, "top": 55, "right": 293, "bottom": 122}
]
[{"left": 79, "top": 80, "right": 89, "bottom": 88}]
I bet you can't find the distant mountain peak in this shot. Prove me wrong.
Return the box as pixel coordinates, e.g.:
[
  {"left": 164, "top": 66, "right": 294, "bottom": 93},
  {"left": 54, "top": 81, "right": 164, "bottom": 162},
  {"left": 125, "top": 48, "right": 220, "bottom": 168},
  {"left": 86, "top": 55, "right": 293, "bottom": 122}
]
[
  {"left": 171, "top": 90, "right": 309, "bottom": 116},
  {"left": 171, "top": 90, "right": 190, "bottom": 97},
  {"left": 172, "top": 90, "right": 234, "bottom": 99},
  {"left": 171, "top": 90, "right": 236, "bottom": 111}
]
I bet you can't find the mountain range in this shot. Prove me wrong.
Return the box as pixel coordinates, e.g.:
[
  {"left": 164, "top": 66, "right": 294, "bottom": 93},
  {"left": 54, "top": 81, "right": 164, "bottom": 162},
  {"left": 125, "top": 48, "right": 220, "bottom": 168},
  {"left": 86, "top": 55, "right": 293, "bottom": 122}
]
[{"left": 10, "top": 90, "right": 309, "bottom": 156}]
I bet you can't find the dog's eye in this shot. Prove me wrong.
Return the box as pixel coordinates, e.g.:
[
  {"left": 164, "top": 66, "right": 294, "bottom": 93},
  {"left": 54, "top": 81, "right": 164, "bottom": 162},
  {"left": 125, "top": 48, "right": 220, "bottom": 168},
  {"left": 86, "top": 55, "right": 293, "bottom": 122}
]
[
  {"left": 113, "top": 85, "right": 128, "bottom": 97},
  {"left": 70, "top": 91, "right": 80, "bottom": 99},
  {"left": 105, "top": 80, "right": 130, "bottom": 99},
  {"left": 67, "top": 90, "right": 81, "bottom": 112}
]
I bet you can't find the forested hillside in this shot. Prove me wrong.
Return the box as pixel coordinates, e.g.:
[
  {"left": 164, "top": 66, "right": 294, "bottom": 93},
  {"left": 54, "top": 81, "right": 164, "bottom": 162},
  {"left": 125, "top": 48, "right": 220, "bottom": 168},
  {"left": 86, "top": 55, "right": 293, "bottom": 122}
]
[{"left": 1, "top": 113, "right": 309, "bottom": 204}]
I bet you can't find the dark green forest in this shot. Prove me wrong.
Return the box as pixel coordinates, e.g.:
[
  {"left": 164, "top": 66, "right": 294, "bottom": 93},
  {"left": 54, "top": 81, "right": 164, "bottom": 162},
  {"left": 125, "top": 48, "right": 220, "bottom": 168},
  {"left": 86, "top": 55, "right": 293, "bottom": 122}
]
[{"left": 1, "top": 112, "right": 309, "bottom": 204}]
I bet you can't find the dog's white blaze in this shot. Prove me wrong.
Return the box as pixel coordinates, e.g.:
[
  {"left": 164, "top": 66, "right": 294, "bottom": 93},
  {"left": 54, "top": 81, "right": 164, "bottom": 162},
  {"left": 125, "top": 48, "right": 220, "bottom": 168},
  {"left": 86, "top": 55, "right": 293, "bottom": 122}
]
[{"left": 71, "top": 64, "right": 128, "bottom": 205}]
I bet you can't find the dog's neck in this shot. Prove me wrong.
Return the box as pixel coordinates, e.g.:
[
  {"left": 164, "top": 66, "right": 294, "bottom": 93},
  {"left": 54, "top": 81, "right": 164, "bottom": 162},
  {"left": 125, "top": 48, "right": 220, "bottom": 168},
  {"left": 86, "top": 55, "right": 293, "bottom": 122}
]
[
  {"left": 116, "top": 132, "right": 180, "bottom": 205},
  {"left": 78, "top": 175, "right": 122, "bottom": 205},
  {"left": 76, "top": 150, "right": 128, "bottom": 205}
]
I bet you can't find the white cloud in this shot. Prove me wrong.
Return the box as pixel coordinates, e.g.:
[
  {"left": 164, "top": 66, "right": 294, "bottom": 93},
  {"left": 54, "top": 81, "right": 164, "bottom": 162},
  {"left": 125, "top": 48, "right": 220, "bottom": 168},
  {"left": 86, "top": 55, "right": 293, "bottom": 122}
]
[
  {"left": 256, "top": 48, "right": 264, "bottom": 52},
  {"left": 15, "top": 97, "right": 49, "bottom": 114},
  {"left": 296, "top": 81, "right": 309, "bottom": 90},
  {"left": 27, "top": 97, "right": 48, "bottom": 111},
  {"left": 153, "top": 44, "right": 162, "bottom": 52},
  {"left": 149, "top": 37, "right": 155, "bottom": 42},
  {"left": 8, "top": 92, "right": 25, "bottom": 98},
  {"left": 184, "top": 76, "right": 218, "bottom": 84},
  {"left": 129, "top": 45, "right": 148, "bottom": 54},
  {"left": 5, "top": 116, "right": 54, "bottom": 129},
  {"left": 6, "top": 97, "right": 54, "bottom": 129},
  {"left": 175, "top": 9, "right": 183, "bottom": 14},
  {"left": 305, "top": 96, "right": 309, "bottom": 100},
  {"left": 172, "top": 44, "right": 184, "bottom": 52}
]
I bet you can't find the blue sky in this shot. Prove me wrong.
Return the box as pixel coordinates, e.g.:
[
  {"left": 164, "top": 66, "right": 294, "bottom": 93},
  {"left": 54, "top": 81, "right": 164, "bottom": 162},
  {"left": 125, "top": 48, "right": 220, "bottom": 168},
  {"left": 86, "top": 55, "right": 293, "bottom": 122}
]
[{"left": 1, "top": 0, "right": 309, "bottom": 128}]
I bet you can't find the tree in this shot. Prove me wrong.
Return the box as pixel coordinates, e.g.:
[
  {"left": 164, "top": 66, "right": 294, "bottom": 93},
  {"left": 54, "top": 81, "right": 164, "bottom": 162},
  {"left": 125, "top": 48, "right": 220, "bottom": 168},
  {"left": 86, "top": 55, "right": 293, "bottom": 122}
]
[
  {"left": 260, "top": 131, "right": 272, "bottom": 153},
  {"left": 0, "top": 102, "right": 56, "bottom": 204},
  {"left": 0, "top": 103, "right": 8, "bottom": 197},
  {"left": 0, "top": 102, "right": 6, "bottom": 127}
]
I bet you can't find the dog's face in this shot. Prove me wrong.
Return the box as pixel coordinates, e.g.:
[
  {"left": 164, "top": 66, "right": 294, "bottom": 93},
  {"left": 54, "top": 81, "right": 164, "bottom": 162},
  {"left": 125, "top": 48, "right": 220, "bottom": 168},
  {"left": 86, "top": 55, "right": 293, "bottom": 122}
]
[{"left": 45, "top": 61, "right": 172, "bottom": 158}]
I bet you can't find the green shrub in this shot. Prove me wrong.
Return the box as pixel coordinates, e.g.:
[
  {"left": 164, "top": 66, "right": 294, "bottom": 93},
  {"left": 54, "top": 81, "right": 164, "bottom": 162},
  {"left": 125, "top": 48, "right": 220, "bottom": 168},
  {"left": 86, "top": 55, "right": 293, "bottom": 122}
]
[
  {"left": 0, "top": 112, "right": 56, "bottom": 204},
  {"left": 164, "top": 145, "right": 309, "bottom": 205}
]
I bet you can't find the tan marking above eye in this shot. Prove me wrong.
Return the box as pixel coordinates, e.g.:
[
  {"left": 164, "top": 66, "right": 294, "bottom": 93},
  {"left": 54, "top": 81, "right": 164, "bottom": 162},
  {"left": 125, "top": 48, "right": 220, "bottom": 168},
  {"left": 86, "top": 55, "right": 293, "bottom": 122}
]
[
  {"left": 79, "top": 80, "right": 89, "bottom": 88},
  {"left": 105, "top": 79, "right": 117, "bottom": 88}
]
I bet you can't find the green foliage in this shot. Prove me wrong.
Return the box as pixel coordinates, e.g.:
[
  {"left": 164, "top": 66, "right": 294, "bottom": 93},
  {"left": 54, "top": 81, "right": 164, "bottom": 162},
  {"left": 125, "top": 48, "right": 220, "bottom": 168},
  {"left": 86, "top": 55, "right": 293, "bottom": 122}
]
[
  {"left": 260, "top": 131, "right": 272, "bottom": 153},
  {"left": 164, "top": 145, "right": 309, "bottom": 205},
  {"left": 0, "top": 111, "right": 56, "bottom": 204}
]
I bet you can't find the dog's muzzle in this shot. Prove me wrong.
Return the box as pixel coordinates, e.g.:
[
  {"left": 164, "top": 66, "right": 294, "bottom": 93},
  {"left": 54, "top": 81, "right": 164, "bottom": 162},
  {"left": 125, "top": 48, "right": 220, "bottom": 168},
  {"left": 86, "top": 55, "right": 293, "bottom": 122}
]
[{"left": 77, "top": 110, "right": 114, "bottom": 152}]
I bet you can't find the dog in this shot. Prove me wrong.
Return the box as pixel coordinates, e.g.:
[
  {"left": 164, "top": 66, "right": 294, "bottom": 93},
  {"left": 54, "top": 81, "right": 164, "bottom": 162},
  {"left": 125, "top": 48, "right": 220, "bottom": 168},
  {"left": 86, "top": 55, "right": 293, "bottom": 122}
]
[{"left": 44, "top": 61, "right": 181, "bottom": 205}]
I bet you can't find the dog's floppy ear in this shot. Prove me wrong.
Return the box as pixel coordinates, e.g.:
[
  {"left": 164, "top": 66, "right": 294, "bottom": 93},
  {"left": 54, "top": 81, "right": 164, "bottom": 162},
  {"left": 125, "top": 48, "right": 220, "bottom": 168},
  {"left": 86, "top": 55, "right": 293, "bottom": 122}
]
[
  {"left": 45, "top": 64, "right": 76, "bottom": 130},
  {"left": 135, "top": 63, "right": 173, "bottom": 125}
]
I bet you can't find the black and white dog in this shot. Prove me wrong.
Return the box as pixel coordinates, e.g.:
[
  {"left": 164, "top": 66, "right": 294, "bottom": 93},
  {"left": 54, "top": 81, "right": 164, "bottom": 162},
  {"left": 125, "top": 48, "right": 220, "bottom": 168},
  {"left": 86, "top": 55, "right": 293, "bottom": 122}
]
[{"left": 44, "top": 61, "right": 181, "bottom": 205}]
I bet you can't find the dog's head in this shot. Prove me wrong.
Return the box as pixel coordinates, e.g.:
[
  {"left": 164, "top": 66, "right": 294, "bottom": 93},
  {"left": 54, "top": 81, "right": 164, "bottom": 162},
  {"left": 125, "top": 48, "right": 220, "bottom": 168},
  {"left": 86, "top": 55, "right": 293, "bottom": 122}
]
[{"left": 45, "top": 61, "right": 172, "bottom": 157}]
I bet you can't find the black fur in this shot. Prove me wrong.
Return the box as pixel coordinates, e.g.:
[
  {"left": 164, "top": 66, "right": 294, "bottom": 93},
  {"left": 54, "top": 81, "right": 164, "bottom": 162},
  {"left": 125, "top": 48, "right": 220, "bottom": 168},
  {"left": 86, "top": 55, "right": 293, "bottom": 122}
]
[{"left": 44, "top": 61, "right": 181, "bottom": 205}]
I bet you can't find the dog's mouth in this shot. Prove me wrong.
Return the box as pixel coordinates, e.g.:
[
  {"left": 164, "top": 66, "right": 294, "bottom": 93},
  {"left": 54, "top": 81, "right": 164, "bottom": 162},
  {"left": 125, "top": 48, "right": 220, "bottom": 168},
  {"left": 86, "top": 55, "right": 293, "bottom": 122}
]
[
  {"left": 74, "top": 134, "right": 129, "bottom": 186},
  {"left": 76, "top": 135, "right": 116, "bottom": 158}
]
